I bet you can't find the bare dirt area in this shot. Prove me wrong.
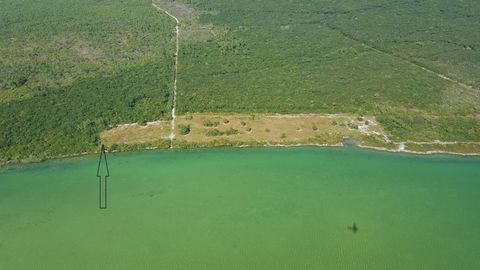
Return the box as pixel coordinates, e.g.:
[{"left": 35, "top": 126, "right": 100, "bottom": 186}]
[
  {"left": 175, "top": 113, "right": 382, "bottom": 145},
  {"left": 100, "top": 113, "right": 480, "bottom": 155},
  {"left": 101, "top": 121, "right": 171, "bottom": 146},
  {"left": 100, "top": 113, "right": 382, "bottom": 146},
  {"left": 179, "top": 113, "right": 334, "bottom": 144}
]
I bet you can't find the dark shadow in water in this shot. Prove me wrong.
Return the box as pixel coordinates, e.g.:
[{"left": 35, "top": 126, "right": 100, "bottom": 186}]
[{"left": 347, "top": 223, "right": 358, "bottom": 233}]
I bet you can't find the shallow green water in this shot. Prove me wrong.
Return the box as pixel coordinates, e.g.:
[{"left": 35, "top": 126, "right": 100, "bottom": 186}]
[{"left": 0, "top": 147, "right": 479, "bottom": 269}]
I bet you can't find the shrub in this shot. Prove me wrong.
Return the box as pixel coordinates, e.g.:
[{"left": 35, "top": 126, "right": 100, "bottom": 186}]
[
  {"left": 110, "top": 144, "right": 118, "bottom": 151},
  {"left": 206, "top": 128, "right": 239, "bottom": 136},
  {"left": 138, "top": 119, "right": 148, "bottom": 126},
  {"left": 206, "top": 129, "right": 222, "bottom": 136},
  {"left": 224, "top": 128, "right": 239, "bottom": 136},
  {"left": 203, "top": 119, "right": 220, "bottom": 127},
  {"left": 178, "top": 124, "right": 191, "bottom": 135},
  {"left": 348, "top": 123, "right": 358, "bottom": 129}
]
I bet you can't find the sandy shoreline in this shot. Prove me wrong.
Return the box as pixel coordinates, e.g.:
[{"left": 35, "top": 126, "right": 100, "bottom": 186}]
[{"left": 356, "top": 144, "right": 480, "bottom": 157}]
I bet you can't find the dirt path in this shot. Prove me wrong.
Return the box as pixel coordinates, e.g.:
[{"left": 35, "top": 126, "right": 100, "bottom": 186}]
[{"left": 152, "top": 3, "right": 180, "bottom": 147}]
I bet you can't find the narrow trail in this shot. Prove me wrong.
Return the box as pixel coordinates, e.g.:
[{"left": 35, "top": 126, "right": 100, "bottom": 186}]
[{"left": 152, "top": 2, "right": 180, "bottom": 148}]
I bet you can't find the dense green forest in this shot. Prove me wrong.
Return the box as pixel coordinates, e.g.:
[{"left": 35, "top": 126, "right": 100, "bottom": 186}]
[
  {"left": 175, "top": 0, "right": 480, "bottom": 139},
  {"left": 0, "top": 0, "right": 175, "bottom": 162}
]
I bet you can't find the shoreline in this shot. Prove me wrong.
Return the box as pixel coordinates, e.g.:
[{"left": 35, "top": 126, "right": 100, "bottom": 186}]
[
  {"left": 2, "top": 140, "right": 479, "bottom": 168},
  {"left": 356, "top": 144, "right": 480, "bottom": 157}
]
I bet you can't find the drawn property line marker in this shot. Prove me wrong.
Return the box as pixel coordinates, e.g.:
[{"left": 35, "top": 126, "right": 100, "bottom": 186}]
[
  {"left": 97, "top": 144, "right": 109, "bottom": 209},
  {"left": 151, "top": 2, "right": 180, "bottom": 148}
]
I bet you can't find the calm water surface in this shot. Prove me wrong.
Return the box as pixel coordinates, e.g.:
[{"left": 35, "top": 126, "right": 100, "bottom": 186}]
[{"left": 0, "top": 147, "right": 479, "bottom": 269}]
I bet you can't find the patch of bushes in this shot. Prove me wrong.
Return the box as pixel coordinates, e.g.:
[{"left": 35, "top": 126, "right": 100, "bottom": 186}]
[
  {"left": 203, "top": 119, "right": 220, "bottom": 127},
  {"left": 224, "top": 128, "right": 239, "bottom": 136},
  {"left": 178, "top": 124, "right": 191, "bottom": 135},
  {"left": 138, "top": 119, "right": 148, "bottom": 126},
  {"left": 206, "top": 129, "right": 223, "bottom": 136},
  {"left": 348, "top": 123, "right": 359, "bottom": 129},
  {"left": 206, "top": 128, "right": 239, "bottom": 136},
  {"left": 377, "top": 112, "right": 480, "bottom": 141}
]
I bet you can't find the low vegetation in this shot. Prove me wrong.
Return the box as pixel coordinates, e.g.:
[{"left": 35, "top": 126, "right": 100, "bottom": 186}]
[
  {"left": 378, "top": 112, "right": 480, "bottom": 142},
  {"left": 206, "top": 128, "right": 238, "bottom": 136},
  {"left": 202, "top": 119, "right": 220, "bottom": 127}
]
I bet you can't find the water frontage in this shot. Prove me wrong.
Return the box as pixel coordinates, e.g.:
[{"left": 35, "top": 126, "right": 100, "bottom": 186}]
[{"left": 0, "top": 147, "right": 479, "bottom": 269}]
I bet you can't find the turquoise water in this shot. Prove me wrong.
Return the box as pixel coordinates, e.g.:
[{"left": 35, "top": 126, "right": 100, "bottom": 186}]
[{"left": 0, "top": 147, "right": 479, "bottom": 269}]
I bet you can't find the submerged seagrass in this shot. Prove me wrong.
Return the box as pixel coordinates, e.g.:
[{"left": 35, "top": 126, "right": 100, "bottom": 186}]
[{"left": 0, "top": 147, "right": 479, "bottom": 269}]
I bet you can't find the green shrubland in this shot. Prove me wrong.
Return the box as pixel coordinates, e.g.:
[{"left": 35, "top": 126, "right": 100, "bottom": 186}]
[
  {"left": 0, "top": 0, "right": 176, "bottom": 162},
  {"left": 175, "top": 0, "right": 480, "bottom": 141}
]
